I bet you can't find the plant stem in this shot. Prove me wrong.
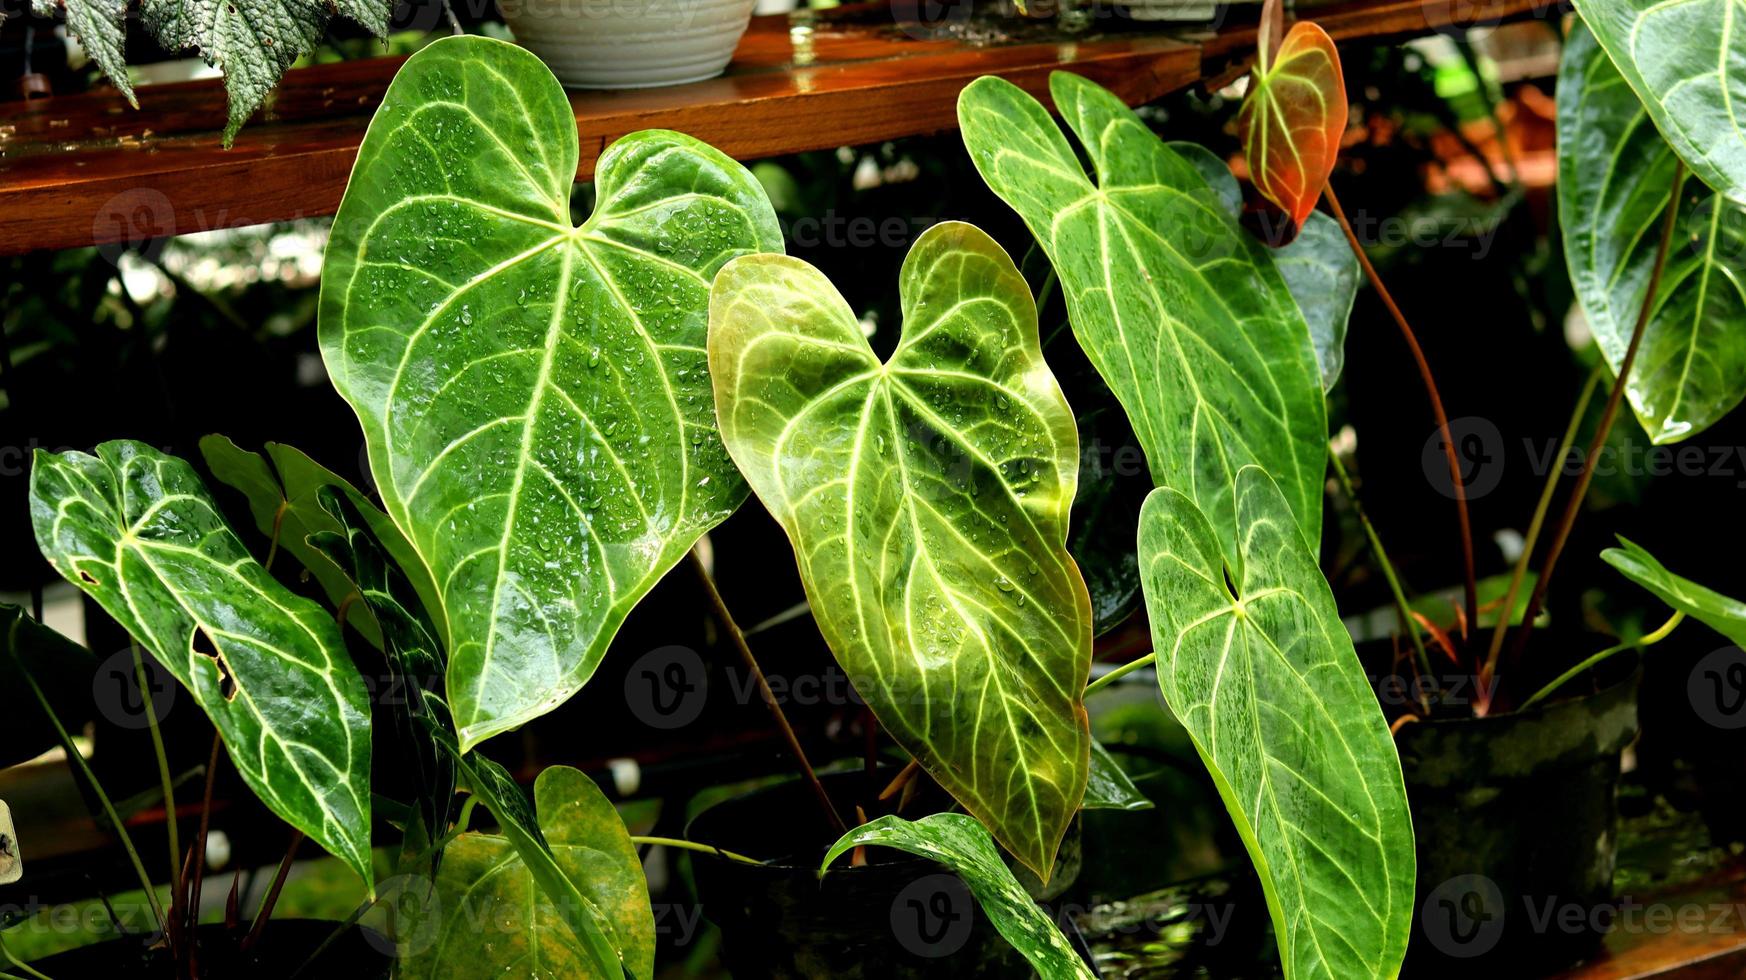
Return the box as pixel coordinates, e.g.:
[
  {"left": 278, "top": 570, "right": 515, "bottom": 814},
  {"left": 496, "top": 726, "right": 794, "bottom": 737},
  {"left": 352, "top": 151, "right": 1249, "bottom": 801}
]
[
  {"left": 1330, "top": 452, "right": 1434, "bottom": 693},
  {"left": 241, "top": 829, "right": 304, "bottom": 952},
  {"left": 185, "top": 731, "right": 222, "bottom": 970},
  {"left": 132, "top": 643, "right": 181, "bottom": 899},
  {"left": 878, "top": 759, "right": 921, "bottom": 801},
  {"left": 1478, "top": 365, "right": 1604, "bottom": 703},
  {"left": 0, "top": 934, "right": 51, "bottom": 980},
  {"left": 1517, "top": 611, "right": 1684, "bottom": 713},
  {"left": 629, "top": 836, "right": 763, "bottom": 866},
  {"left": 11, "top": 626, "right": 164, "bottom": 930},
  {"left": 1508, "top": 161, "right": 1685, "bottom": 666},
  {"left": 1085, "top": 652, "right": 1158, "bottom": 696},
  {"left": 1324, "top": 185, "right": 1479, "bottom": 636},
  {"left": 687, "top": 549, "right": 846, "bottom": 835}
]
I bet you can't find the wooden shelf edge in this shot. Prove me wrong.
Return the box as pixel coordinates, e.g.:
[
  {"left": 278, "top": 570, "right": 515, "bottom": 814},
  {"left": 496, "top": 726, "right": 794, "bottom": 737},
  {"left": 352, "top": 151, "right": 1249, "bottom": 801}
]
[{"left": 0, "top": 0, "right": 1559, "bottom": 256}]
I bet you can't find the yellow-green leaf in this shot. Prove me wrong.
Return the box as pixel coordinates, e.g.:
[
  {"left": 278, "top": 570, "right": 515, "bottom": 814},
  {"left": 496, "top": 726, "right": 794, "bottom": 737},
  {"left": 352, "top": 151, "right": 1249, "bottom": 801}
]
[{"left": 709, "top": 221, "right": 1093, "bottom": 878}]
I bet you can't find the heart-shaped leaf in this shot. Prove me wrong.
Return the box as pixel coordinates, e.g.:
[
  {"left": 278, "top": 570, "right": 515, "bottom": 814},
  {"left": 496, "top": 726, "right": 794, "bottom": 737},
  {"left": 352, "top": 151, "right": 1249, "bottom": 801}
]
[
  {"left": 709, "top": 221, "right": 1093, "bottom": 878},
  {"left": 396, "top": 765, "right": 655, "bottom": 980},
  {"left": 823, "top": 813, "right": 1095, "bottom": 980},
  {"left": 1139, "top": 466, "right": 1413, "bottom": 980},
  {"left": 1236, "top": 9, "right": 1348, "bottom": 237},
  {"left": 1560, "top": 21, "right": 1746, "bottom": 443},
  {"left": 201, "top": 436, "right": 446, "bottom": 650},
  {"left": 957, "top": 73, "right": 1328, "bottom": 566},
  {"left": 319, "top": 35, "right": 782, "bottom": 750},
  {"left": 1603, "top": 536, "right": 1746, "bottom": 647},
  {"left": 29, "top": 441, "right": 374, "bottom": 885},
  {"left": 1570, "top": 0, "right": 1746, "bottom": 206}
]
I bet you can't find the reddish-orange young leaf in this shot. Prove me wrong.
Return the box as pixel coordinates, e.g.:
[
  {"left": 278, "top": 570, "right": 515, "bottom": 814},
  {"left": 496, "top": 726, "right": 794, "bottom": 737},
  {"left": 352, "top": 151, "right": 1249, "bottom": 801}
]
[{"left": 1236, "top": 5, "right": 1348, "bottom": 242}]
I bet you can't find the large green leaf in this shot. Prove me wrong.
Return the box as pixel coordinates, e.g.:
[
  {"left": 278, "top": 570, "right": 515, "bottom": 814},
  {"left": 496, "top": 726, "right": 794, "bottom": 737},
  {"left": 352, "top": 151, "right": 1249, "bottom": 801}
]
[
  {"left": 709, "top": 221, "right": 1092, "bottom": 878},
  {"left": 398, "top": 765, "right": 654, "bottom": 980},
  {"left": 1138, "top": 466, "right": 1413, "bottom": 979},
  {"left": 1165, "top": 140, "right": 1356, "bottom": 392},
  {"left": 1603, "top": 536, "right": 1746, "bottom": 647},
  {"left": 822, "top": 814, "right": 1094, "bottom": 980},
  {"left": 1560, "top": 21, "right": 1746, "bottom": 443},
  {"left": 29, "top": 441, "right": 373, "bottom": 885},
  {"left": 319, "top": 35, "right": 782, "bottom": 750},
  {"left": 957, "top": 72, "right": 1328, "bottom": 566},
  {"left": 201, "top": 436, "right": 446, "bottom": 649},
  {"left": 1570, "top": 0, "right": 1746, "bottom": 206},
  {"left": 0, "top": 604, "right": 98, "bottom": 770}
]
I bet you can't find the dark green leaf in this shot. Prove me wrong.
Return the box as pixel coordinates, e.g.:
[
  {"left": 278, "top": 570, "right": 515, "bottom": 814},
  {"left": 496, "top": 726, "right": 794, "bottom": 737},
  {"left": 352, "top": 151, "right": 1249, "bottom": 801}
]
[
  {"left": 1138, "top": 466, "right": 1413, "bottom": 979},
  {"left": 709, "top": 221, "right": 1092, "bottom": 878},
  {"left": 1570, "top": 0, "right": 1746, "bottom": 205},
  {"left": 30, "top": 441, "right": 373, "bottom": 885},
  {"left": 0, "top": 604, "right": 97, "bottom": 770},
  {"left": 201, "top": 436, "right": 446, "bottom": 649},
  {"left": 319, "top": 36, "right": 782, "bottom": 750},
  {"left": 958, "top": 72, "right": 1329, "bottom": 567},
  {"left": 1603, "top": 536, "right": 1746, "bottom": 647},
  {"left": 1081, "top": 740, "right": 1153, "bottom": 811},
  {"left": 1559, "top": 21, "right": 1746, "bottom": 443},
  {"left": 397, "top": 766, "right": 654, "bottom": 980},
  {"left": 305, "top": 486, "right": 454, "bottom": 872},
  {"left": 1164, "top": 141, "right": 1356, "bottom": 391},
  {"left": 822, "top": 814, "right": 1094, "bottom": 980}
]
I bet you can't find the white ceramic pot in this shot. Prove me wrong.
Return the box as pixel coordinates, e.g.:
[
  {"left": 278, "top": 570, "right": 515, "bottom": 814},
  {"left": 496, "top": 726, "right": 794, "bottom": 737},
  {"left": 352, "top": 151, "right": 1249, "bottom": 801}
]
[{"left": 499, "top": 0, "right": 757, "bottom": 89}]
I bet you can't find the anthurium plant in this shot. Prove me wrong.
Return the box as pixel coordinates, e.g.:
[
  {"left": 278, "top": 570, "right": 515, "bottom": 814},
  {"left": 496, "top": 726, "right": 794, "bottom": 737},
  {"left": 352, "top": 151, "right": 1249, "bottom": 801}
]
[{"left": 15, "top": 3, "right": 1746, "bottom": 978}]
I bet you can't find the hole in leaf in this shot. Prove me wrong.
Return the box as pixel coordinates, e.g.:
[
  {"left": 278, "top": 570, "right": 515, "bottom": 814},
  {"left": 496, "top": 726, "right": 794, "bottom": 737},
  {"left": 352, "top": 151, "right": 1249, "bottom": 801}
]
[
  {"left": 78, "top": 570, "right": 98, "bottom": 586},
  {"left": 192, "top": 628, "right": 237, "bottom": 702},
  {"left": 1221, "top": 561, "right": 1241, "bottom": 602}
]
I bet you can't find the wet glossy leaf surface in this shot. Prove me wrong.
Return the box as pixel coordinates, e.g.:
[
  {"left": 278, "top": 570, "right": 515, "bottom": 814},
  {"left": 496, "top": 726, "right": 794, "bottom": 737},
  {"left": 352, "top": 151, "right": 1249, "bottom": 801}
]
[
  {"left": 1572, "top": 0, "right": 1746, "bottom": 205},
  {"left": 958, "top": 73, "right": 1328, "bottom": 565},
  {"left": 1560, "top": 22, "right": 1746, "bottom": 443},
  {"left": 1138, "top": 467, "right": 1413, "bottom": 979},
  {"left": 822, "top": 813, "right": 1095, "bottom": 980},
  {"left": 710, "top": 221, "right": 1092, "bottom": 877},
  {"left": 30, "top": 441, "right": 373, "bottom": 884},
  {"left": 319, "top": 36, "right": 781, "bottom": 750},
  {"left": 1081, "top": 740, "right": 1153, "bottom": 811}
]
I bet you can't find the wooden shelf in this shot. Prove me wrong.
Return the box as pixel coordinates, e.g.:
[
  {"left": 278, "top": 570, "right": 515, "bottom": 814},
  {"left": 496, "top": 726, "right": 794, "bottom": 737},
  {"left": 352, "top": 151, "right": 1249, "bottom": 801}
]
[{"left": 0, "top": 0, "right": 1558, "bottom": 256}]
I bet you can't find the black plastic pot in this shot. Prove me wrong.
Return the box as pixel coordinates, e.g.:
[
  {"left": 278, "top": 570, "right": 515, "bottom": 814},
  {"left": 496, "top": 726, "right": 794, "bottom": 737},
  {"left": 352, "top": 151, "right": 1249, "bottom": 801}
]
[
  {"left": 688, "top": 769, "right": 1085, "bottom": 978},
  {"left": 25, "top": 919, "right": 392, "bottom": 978},
  {"left": 1397, "top": 656, "right": 1640, "bottom": 976}
]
